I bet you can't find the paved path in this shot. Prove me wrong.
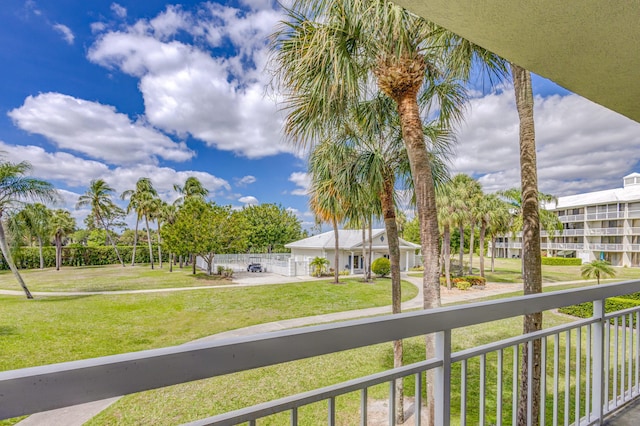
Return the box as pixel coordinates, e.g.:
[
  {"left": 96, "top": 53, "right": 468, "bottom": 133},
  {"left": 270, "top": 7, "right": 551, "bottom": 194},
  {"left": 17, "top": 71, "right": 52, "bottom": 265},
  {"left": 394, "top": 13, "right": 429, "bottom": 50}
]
[{"left": 14, "top": 275, "right": 590, "bottom": 425}]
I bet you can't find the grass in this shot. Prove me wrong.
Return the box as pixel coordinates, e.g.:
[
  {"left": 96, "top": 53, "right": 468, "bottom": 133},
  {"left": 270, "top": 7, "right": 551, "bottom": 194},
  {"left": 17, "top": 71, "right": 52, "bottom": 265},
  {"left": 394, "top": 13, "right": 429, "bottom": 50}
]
[
  {"left": 0, "top": 265, "right": 236, "bottom": 292},
  {"left": 410, "top": 258, "right": 640, "bottom": 284}
]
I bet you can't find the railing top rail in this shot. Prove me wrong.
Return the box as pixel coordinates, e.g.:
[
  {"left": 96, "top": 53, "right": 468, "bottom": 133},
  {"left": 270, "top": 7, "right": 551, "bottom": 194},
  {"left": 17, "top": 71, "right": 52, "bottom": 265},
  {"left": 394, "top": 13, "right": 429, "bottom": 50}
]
[{"left": 2, "top": 279, "right": 640, "bottom": 419}]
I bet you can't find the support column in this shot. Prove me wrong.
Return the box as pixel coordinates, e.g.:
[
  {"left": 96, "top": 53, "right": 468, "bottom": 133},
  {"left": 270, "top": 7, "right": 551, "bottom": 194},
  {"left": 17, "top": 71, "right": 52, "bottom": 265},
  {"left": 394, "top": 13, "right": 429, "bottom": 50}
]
[{"left": 350, "top": 251, "right": 354, "bottom": 275}]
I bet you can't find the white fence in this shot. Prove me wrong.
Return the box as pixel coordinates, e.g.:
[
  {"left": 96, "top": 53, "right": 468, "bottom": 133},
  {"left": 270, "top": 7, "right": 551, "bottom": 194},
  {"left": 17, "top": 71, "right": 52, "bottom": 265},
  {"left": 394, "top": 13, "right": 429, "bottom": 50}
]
[{"left": 195, "top": 253, "right": 309, "bottom": 276}]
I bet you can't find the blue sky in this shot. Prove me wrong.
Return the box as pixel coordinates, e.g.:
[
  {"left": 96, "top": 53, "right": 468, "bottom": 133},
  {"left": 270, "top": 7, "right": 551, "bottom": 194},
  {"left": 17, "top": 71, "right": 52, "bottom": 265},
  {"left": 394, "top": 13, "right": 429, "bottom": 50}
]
[{"left": 2, "top": 0, "right": 640, "bottom": 231}]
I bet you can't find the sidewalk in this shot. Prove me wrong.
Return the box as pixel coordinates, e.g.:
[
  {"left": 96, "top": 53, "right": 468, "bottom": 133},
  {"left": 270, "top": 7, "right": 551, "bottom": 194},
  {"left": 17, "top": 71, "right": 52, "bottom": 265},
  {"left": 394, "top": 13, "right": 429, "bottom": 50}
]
[{"left": 14, "top": 275, "right": 587, "bottom": 425}]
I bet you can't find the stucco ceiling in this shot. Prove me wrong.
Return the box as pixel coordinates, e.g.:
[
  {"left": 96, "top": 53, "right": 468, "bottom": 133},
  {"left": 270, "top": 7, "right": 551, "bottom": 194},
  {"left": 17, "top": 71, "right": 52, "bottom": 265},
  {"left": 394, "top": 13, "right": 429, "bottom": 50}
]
[{"left": 393, "top": 0, "right": 640, "bottom": 123}]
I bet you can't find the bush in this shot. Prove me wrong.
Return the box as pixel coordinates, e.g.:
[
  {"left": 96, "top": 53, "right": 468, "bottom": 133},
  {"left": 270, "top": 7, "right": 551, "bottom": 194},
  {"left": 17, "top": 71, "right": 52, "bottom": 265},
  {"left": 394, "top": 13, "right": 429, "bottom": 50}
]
[
  {"left": 217, "top": 265, "right": 225, "bottom": 275},
  {"left": 541, "top": 257, "right": 582, "bottom": 266},
  {"left": 371, "top": 257, "right": 391, "bottom": 277},
  {"left": 559, "top": 297, "right": 640, "bottom": 326},
  {"left": 456, "top": 281, "right": 471, "bottom": 291},
  {"left": 339, "top": 270, "right": 350, "bottom": 276},
  {"left": 463, "top": 275, "right": 486, "bottom": 286},
  {"left": 410, "top": 266, "right": 424, "bottom": 271}
]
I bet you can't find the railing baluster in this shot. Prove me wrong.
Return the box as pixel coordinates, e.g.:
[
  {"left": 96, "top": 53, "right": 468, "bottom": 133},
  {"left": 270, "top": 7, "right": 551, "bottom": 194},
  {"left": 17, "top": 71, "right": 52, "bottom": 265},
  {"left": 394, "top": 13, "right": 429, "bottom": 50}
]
[
  {"left": 593, "top": 300, "right": 606, "bottom": 422},
  {"left": 461, "top": 360, "right": 467, "bottom": 426},
  {"left": 435, "top": 330, "right": 451, "bottom": 426},
  {"left": 360, "top": 388, "right": 367, "bottom": 426},
  {"left": 497, "top": 349, "right": 503, "bottom": 426},
  {"left": 636, "top": 311, "right": 640, "bottom": 393},
  {"left": 605, "top": 316, "right": 611, "bottom": 413},
  {"left": 480, "top": 354, "right": 486, "bottom": 426},
  {"left": 527, "top": 341, "right": 533, "bottom": 426},
  {"left": 564, "top": 330, "right": 570, "bottom": 426},
  {"left": 291, "top": 407, "right": 298, "bottom": 426},
  {"left": 328, "top": 396, "right": 335, "bottom": 426},
  {"left": 622, "top": 315, "right": 627, "bottom": 401},
  {"left": 415, "top": 373, "right": 422, "bottom": 426},
  {"left": 586, "top": 324, "right": 592, "bottom": 422},
  {"left": 576, "top": 326, "right": 581, "bottom": 424},
  {"left": 540, "top": 337, "right": 546, "bottom": 426},
  {"left": 389, "top": 381, "right": 396, "bottom": 426},
  {"left": 554, "top": 334, "right": 559, "bottom": 426},
  {"left": 513, "top": 344, "right": 519, "bottom": 426},
  {"left": 614, "top": 316, "right": 619, "bottom": 407},
  {"left": 628, "top": 314, "right": 633, "bottom": 399},
  {"left": 249, "top": 420, "right": 256, "bottom": 426}
]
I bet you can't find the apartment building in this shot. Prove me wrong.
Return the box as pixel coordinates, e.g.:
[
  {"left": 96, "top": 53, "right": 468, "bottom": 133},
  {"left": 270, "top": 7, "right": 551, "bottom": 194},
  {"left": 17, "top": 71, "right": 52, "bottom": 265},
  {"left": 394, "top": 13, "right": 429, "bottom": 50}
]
[{"left": 494, "top": 173, "right": 640, "bottom": 266}]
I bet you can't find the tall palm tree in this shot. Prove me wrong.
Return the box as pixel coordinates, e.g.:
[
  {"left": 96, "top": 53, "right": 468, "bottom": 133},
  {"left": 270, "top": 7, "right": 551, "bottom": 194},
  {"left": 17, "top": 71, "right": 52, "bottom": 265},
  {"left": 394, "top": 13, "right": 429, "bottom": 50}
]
[
  {"left": 477, "top": 194, "right": 509, "bottom": 277},
  {"left": 121, "top": 177, "right": 157, "bottom": 266},
  {"left": 50, "top": 209, "right": 75, "bottom": 271},
  {"left": 0, "top": 159, "right": 57, "bottom": 298},
  {"left": 76, "top": 179, "right": 125, "bottom": 267},
  {"left": 138, "top": 191, "right": 160, "bottom": 269},
  {"left": 158, "top": 202, "right": 178, "bottom": 272},
  {"left": 173, "top": 177, "right": 209, "bottom": 205}
]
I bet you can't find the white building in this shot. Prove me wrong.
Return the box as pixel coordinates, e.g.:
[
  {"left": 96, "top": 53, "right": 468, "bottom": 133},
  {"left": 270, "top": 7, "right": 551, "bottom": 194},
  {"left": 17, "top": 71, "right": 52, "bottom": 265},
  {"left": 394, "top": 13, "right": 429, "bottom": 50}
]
[
  {"left": 285, "top": 228, "right": 421, "bottom": 274},
  {"left": 495, "top": 173, "right": 640, "bottom": 266}
]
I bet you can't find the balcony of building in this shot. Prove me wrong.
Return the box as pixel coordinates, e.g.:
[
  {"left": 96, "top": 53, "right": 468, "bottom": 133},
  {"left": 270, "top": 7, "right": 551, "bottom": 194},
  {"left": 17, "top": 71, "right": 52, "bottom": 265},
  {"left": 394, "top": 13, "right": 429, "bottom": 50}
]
[{"left": 4, "top": 281, "right": 640, "bottom": 425}]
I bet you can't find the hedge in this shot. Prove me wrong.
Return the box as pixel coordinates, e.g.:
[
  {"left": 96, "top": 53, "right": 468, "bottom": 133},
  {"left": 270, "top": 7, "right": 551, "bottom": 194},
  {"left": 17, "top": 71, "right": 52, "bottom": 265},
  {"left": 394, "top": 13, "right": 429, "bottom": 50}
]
[
  {"left": 559, "top": 297, "right": 640, "bottom": 327},
  {"left": 541, "top": 257, "right": 582, "bottom": 266},
  {"left": 439, "top": 275, "right": 487, "bottom": 288},
  {"left": 2, "top": 245, "right": 170, "bottom": 270}
]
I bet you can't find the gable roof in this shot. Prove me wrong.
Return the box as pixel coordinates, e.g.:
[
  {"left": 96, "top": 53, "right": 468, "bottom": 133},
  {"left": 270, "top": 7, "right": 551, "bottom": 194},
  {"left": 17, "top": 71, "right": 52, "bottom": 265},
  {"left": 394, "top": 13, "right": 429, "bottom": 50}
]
[{"left": 286, "top": 229, "right": 420, "bottom": 250}]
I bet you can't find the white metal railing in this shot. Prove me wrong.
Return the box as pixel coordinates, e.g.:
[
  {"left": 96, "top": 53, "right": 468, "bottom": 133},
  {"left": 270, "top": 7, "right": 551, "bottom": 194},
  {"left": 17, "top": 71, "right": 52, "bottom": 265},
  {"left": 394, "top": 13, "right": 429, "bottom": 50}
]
[
  {"left": 630, "top": 228, "right": 640, "bottom": 234},
  {"left": 587, "top": 228, "right": 625, "bottom": 236},
  {"left": 586, "top": 212, "right": 625, "bottom": 221},
  {"left": 559, "top": 214, "right": 585, "bottom": 223},
  {"left": 3, "top": 282, "right": 640, "bottom": 425},
  {"left": 542, "top": 243, "right": 585, "bottom": 250},
  {"left": 590, "top": 244, "right": 625, "bottom": 251}
]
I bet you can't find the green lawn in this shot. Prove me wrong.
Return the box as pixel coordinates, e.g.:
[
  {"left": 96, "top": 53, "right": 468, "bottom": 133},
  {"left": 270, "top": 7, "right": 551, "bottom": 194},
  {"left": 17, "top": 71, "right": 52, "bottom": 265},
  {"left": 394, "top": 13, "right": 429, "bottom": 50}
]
[
  {"left": 410, "top": 257, "right": 640, "bottom": 284},
  {"left": 0, "top": 264, "right": 235, "bottom": 292}
]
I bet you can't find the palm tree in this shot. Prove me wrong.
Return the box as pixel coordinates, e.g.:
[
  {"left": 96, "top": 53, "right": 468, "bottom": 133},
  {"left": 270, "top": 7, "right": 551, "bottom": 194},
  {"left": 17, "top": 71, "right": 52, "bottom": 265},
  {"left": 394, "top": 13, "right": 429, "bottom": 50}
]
[
  {"left": 0, "top": 159, "right": 57, "bottom": 298},
  {"left": 158, "top": 202, "right": 178, "bottom": 272},
  {"left": 477, "top": 194, "right": 510, "bottom": 277},
  {"left": 173, "top": 177, "right": 209, "bottom": 205},
  {"left": 309, "top": 256, "right": 330, "bottom": 277},
  {"left": 581, "top": 259, "right": 616, "bottom": 284},
  {"left": 50, "top": 209, "right": 75, "bottom": 271},
  {"left": 121, "top": 178, "right": 157, "bottom": 266},
  {"left": 76, "top": 179, "right": 125, "bottom": 267},
  {"left": 12, "top": 203, "right": 52, "bottom": 269}
]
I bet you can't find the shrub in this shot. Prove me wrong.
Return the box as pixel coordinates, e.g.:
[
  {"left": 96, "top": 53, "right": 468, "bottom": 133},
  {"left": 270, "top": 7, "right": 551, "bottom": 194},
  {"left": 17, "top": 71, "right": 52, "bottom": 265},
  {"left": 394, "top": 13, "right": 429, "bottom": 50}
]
[
  {"left": 456, "top": 281, "right": 471, "bottom": 291},
  {"left": 559, "top": 297, "right": 640, "bottom": 327},
  {"left": 541, "top": 257, "right": 582, "bottom": 266},
  {"left": 371, "top": 257, "right": 391, "bottom": 277},
  {"left": 339, "top": 270, "right": 350, "bottom": 276},
  {"left": 223, "top": 268, "right": 234, "bottom": 278},
  {"left": 217, "top": 265, "right": 225, "bottom": 275},
  {"left": 410, "top": 266, "right": 424, "bottom": 271},
  {"left": 463, "top": 275, "right": 486, "bottom": 286}
]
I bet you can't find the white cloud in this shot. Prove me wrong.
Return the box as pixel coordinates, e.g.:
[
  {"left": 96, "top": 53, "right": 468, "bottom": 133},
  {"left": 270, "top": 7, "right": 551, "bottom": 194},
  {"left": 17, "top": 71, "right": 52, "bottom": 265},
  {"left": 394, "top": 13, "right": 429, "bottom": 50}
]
[
  {"left": 288, "top": 172, "right": 310, "bottom": 196},
  {"left": 452, "top": 89, "right": 640, "bottom": 196},
  {"left": 53, "top": 23, "right": 74, "bottom": 44},
  {"left": 86, "top": 3, "right": 294, "bottom": 159},
  {"left": 235, "top": 175, "right": 256, "bottom": 186},
  {"left": 8, "top": 92, "right": 194, "bottom": 166},
  {"left": 238, "top": 195, "right": 259, "bottom": 205},
  {"left": 111, "top": 3, "right": 127, "bottom": 18}
]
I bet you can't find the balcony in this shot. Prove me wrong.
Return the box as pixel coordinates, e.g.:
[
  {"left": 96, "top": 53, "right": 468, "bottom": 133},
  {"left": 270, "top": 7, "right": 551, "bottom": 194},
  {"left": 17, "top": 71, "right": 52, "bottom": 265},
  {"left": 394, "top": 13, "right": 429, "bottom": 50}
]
[
  {"left": 3, "top": 282, "right": 640, "bottom": 425},
  {"left": 590, "top": 244, "right": 625, "bottom": 251},
  {"left": 586, "top": 212, "right": 626, "bottom": 221},
  {"left": 587, "top": 228, "right": 626, "bottom": 236},
  {"left": 541, "top": 243, "right": 585, "bottom": 250},
  {"left": 558, "top": 214, "right": 585, "bottom": 223}
]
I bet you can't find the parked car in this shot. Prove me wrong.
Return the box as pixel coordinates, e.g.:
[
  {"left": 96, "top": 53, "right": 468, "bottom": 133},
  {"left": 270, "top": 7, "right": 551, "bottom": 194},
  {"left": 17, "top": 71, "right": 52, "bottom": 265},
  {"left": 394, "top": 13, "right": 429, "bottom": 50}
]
[{"left": 247, "top": 262, "right": 263, "bottom": 272}]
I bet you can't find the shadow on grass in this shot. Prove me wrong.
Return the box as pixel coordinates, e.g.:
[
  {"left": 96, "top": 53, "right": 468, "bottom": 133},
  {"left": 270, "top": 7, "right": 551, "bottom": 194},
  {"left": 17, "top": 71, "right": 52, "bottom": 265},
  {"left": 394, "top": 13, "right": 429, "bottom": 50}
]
[
  {"left": 0, "top": 325, "right": 18, "bottom": 336},
  {"left": 33, "top": 295, "right": 94, "bottom": 302},
  {"left": 194, "top": 273, "right": 234, "bottom": 283}
]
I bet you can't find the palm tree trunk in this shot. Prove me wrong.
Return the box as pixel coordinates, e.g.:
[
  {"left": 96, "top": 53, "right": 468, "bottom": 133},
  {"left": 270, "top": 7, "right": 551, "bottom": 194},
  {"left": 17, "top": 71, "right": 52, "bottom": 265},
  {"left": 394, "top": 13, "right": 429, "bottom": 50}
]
[
  {"left": 157, "top": 220, "right": 163, "bottom": 268},
  {"left": 37, "top": 236, "right": 44, "bottom": 269},
  {"left": 131, "top": 217, "right": 139, "bottom": 266},
  {"left": 491, "top": 236, "right": 497, "bottom": 272},
  {"left": 381, "top": 179, "right": 404, "bottom": 423},
  {"left": 169, "top": 253, "right": 173, "bottom": 272},
  {"left": 444, "top": 225, "right": 452, "bottom": 289},
  {"left": 395, "top": 91, "right": 441, "bottom": 426},
  {"left": 367, "top": 221, "right": 373, "bottom": 281},
  {"left": 479, "top": 222, "right": 486, "bottom": 277},
  {"left": 332, "top": 217, "right": 339, "bottom": 284},
  {"left": 0, "top": 222, "right": 33, "bottom": 299},
  {"left": 458, "top": 223, "right": 464, "bottom": 275},
  {"left": 144, "top": 216, "right": 154, "bottom": 270},
  {"left": 98, "top": 213, "right": 124, "bottom": 267},
  {"left": 362, "top": 225, "right": 366, "bottom": 279},
  {"left": 512, "top": 62, "right": 542, "bottom": 426},
  {"left": 468, "top": 223, "right": 475, "bottom": 274},
  {"left": 55, "top": 235, "right": 61, "bottom": 271}
]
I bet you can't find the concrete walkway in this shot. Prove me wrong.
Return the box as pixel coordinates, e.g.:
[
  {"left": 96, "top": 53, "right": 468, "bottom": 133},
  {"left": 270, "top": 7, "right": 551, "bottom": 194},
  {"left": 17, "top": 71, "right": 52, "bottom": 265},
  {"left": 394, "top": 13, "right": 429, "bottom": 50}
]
[{"left": 13, "top": 275, "right": 586, "bottom": 425}]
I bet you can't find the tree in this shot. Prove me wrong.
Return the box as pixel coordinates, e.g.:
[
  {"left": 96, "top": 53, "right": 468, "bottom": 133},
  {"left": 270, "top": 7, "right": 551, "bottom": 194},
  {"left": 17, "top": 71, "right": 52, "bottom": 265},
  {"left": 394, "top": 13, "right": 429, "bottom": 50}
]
[
  {"left": 121, "top": 177, "right": 158, "bottom": 267},
  {"left": 11, "top": 203, "right": 52, "bottom": 269},
  {"left": 50, "top": 209, "right": 75, "bottom": 271},
  {"left": 173, "top": 176, "right": 209, "bottom": 205},
  {"left": 162, "top": 198, "right": 248, "bottom": 275},
  {"left": 479, "top": 194, "right": 511, "bottom": 276},
  {"left": 371, "top": 257, "right": 391, "bottom": 277},
  {"left": 310, "top": 256, "right": 329, "bottom": 277},
  {"left": 581, "top": 259, "right": 616, "bottom": 284},
  {"left": 157, "top": 202, "right": 178, "bottom": 271},
  {"left": 0, "top": 159, "right": 57, "bottom": 298},
  {"left": 239, "top": 203, "right": 304, "bottom": 253},
  {"left": 76, "top": 179, "right": 125, "bottom": 267}
]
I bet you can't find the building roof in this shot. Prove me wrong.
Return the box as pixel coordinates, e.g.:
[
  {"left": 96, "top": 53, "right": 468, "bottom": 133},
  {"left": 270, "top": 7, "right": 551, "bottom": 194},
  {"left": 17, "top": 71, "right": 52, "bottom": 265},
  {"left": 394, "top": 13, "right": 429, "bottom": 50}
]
[
  {"left": 392, "top": 0, "right": 640, "bottom": 124},
  {"left": 285, "top": 229, "right": 420, "bottom": 250},
  {"left": 552, "top": 174, "right": 640, "bottom": 210}
]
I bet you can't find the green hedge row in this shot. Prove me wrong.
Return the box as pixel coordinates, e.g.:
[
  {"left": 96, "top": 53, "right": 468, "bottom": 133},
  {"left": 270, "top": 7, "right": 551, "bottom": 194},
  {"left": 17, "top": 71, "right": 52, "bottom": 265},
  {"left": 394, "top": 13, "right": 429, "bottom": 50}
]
[
  {"left": 559, "top": 297, "right": 640, "bottom": 326},
  {"left": 439, "top": 275, "right": 487, "bottom": 288},
  {"left": 2, "top": 246, "right": 170, "bottom": 270},
  {"left": 541, "top": 257, "right": 582, "bottom": 266}
]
